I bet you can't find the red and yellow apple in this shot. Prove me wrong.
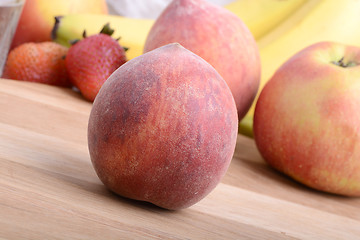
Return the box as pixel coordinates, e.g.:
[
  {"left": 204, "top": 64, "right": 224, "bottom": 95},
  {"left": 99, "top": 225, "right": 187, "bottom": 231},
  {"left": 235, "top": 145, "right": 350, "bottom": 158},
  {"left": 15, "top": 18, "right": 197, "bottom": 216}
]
[
  {"left": 10, "top": 0, "right": 108, "bottom": 49},
  {"left": 254, "top": 41, "right": 360, "bottom": 196},
  {"left": 88, "top": 43, "right": 238, "bottom": 210},
  {"left": 143, "top": 0, "right": 261, "bottom": 121}
]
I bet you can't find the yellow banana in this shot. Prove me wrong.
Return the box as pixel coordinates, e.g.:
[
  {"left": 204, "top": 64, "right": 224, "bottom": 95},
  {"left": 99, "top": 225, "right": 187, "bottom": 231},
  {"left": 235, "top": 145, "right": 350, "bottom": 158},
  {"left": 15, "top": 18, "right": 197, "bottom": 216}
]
[
  {"left": 52, "top": 14, "right": 154, "bottom": 59},
  {"left": 240, "top": 0, "right": 360, "bottom": 137},
  {"left": 224, "top": 0, "right": 309, "bottom": 40},
  {"left": 255, "top": 0, "right": 322, "bottom": 49}
]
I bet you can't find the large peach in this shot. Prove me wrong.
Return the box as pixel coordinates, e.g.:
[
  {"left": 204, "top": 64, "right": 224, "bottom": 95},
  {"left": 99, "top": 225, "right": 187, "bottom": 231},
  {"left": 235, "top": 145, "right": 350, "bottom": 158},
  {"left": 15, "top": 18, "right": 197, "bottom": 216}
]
[
  {"left": 143, "top": 0, "right": 261, "bottom": 120},
  {"left": 88, "top": 43, "right": 238, "bottom": 210},
  {"left": 10, "top": 0, "right": 108, "bottom": 49}
]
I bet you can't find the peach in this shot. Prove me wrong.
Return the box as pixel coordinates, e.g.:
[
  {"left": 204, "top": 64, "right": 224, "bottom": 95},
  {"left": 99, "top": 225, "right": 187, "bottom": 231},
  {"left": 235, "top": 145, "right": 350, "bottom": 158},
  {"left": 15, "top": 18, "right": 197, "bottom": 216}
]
[
  {"left": 10, "top": 0, "right": 108, "bottom": 49},
  {"left": 88, "top": 43, "right": 238, "bottom": 210},
  {"left": 143, "top": 0, "right": 261, "bottom": 120}
]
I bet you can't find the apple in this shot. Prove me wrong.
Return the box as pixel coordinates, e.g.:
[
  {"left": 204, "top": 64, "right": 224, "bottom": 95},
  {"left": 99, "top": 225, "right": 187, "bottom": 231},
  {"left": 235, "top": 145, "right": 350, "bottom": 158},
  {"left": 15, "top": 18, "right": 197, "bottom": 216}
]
[
  {"left": 143, "top": 0, "right": 261, "bottom": 121},
  {"left": 88, "top": 43, "right": 238, "bottom": 210},
  {"left": 253, "top": 41, "right": 360, "bottom": 196},
  {"left": 10, "top": 0, "right": 108, "bottom": 49}
]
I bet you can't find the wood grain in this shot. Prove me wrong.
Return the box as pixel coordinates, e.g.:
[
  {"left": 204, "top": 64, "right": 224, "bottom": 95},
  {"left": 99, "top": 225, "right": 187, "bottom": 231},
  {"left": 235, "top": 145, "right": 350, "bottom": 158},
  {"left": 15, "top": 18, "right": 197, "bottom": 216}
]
[{"left": 0, "top": 78, "right": 359, "bottom": 239}]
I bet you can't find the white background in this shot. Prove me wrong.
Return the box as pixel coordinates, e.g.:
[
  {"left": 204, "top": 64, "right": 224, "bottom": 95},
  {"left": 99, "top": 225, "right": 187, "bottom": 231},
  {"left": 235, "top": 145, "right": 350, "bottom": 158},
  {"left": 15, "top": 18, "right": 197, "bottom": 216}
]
[{"left": 106, "top": 0, "right": 235, "bottom": 19}]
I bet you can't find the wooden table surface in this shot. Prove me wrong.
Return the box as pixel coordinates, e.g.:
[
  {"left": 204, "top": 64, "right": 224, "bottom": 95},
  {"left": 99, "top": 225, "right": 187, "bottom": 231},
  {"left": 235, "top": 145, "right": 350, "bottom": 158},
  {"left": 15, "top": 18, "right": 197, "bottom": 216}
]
[{"left": 1, "top": 78, "right": 359, "bottom": 239}]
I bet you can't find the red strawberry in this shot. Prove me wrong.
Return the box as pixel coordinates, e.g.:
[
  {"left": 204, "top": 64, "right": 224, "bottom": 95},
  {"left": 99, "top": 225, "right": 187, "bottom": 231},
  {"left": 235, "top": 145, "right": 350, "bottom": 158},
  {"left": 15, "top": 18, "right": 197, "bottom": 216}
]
[
  {"left": 65, "top": 24, "right": 127, "bottom": 101},
  {"left": 2, "top": 41, "right": 71, "bottom": 87}
]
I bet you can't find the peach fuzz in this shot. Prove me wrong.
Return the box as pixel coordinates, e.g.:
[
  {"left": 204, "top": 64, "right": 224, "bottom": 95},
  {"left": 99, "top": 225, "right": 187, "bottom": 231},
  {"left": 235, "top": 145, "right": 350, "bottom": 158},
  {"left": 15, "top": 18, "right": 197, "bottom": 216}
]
[{"left": 88, "top": 43, "right": 238, "bottom": 210}]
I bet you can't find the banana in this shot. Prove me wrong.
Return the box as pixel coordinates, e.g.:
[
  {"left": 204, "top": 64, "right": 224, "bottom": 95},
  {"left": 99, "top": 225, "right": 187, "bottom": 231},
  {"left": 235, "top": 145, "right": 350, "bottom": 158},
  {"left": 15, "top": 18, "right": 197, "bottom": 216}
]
[
  {"left": 52, "top": 14, "right": 155, "bottom": 60},
  {"left": 224, "top": 0, "right": 309, "bottom": 40},
  {"left": 240, "top": 0, "right": 360, "bottom": 137},
  {"left": 255, "top": 0, "right": 322, "bottom": 49}
]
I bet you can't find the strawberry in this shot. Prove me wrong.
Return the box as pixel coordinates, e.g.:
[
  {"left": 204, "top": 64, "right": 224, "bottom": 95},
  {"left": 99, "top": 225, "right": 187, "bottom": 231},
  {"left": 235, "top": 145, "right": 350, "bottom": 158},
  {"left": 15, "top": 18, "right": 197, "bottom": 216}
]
[
  {"left": 2, "top": 41, "right": 71, "bottom": 87},
  {"left": 65, "top": 24, "right": 127, "bottom": 102}
]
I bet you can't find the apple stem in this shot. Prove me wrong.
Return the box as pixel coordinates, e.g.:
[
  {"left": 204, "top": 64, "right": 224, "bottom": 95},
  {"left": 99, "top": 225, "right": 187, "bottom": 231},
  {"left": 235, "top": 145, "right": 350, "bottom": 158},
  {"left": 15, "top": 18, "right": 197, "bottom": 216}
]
[{"left": 332, "top": 57, "right": 357, "bottom": 68}]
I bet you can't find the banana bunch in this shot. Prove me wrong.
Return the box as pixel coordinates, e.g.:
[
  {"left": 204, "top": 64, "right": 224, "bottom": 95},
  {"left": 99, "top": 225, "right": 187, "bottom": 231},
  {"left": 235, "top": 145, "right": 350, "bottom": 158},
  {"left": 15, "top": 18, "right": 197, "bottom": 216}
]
[{"left": 52, "top": 0, "right": 360, "bottom": 137}]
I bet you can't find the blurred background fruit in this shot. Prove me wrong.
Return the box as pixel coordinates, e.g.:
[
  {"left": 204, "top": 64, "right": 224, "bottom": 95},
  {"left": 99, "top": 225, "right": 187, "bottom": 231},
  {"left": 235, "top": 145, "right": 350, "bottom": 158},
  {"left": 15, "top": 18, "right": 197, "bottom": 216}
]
[
  {"left": 10, "top": 0, "right": 108, "bottom": 50},
  {"left": 2, "top": 41, "right": 71, "bottom": 87}
]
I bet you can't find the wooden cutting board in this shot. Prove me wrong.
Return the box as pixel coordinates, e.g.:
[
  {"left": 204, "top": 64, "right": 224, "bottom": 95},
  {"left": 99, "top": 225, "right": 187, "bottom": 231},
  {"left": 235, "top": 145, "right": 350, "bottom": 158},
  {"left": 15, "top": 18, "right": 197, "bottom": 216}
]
[{"left": 0, "top": 78, "right": 359, "bottom": 239}]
